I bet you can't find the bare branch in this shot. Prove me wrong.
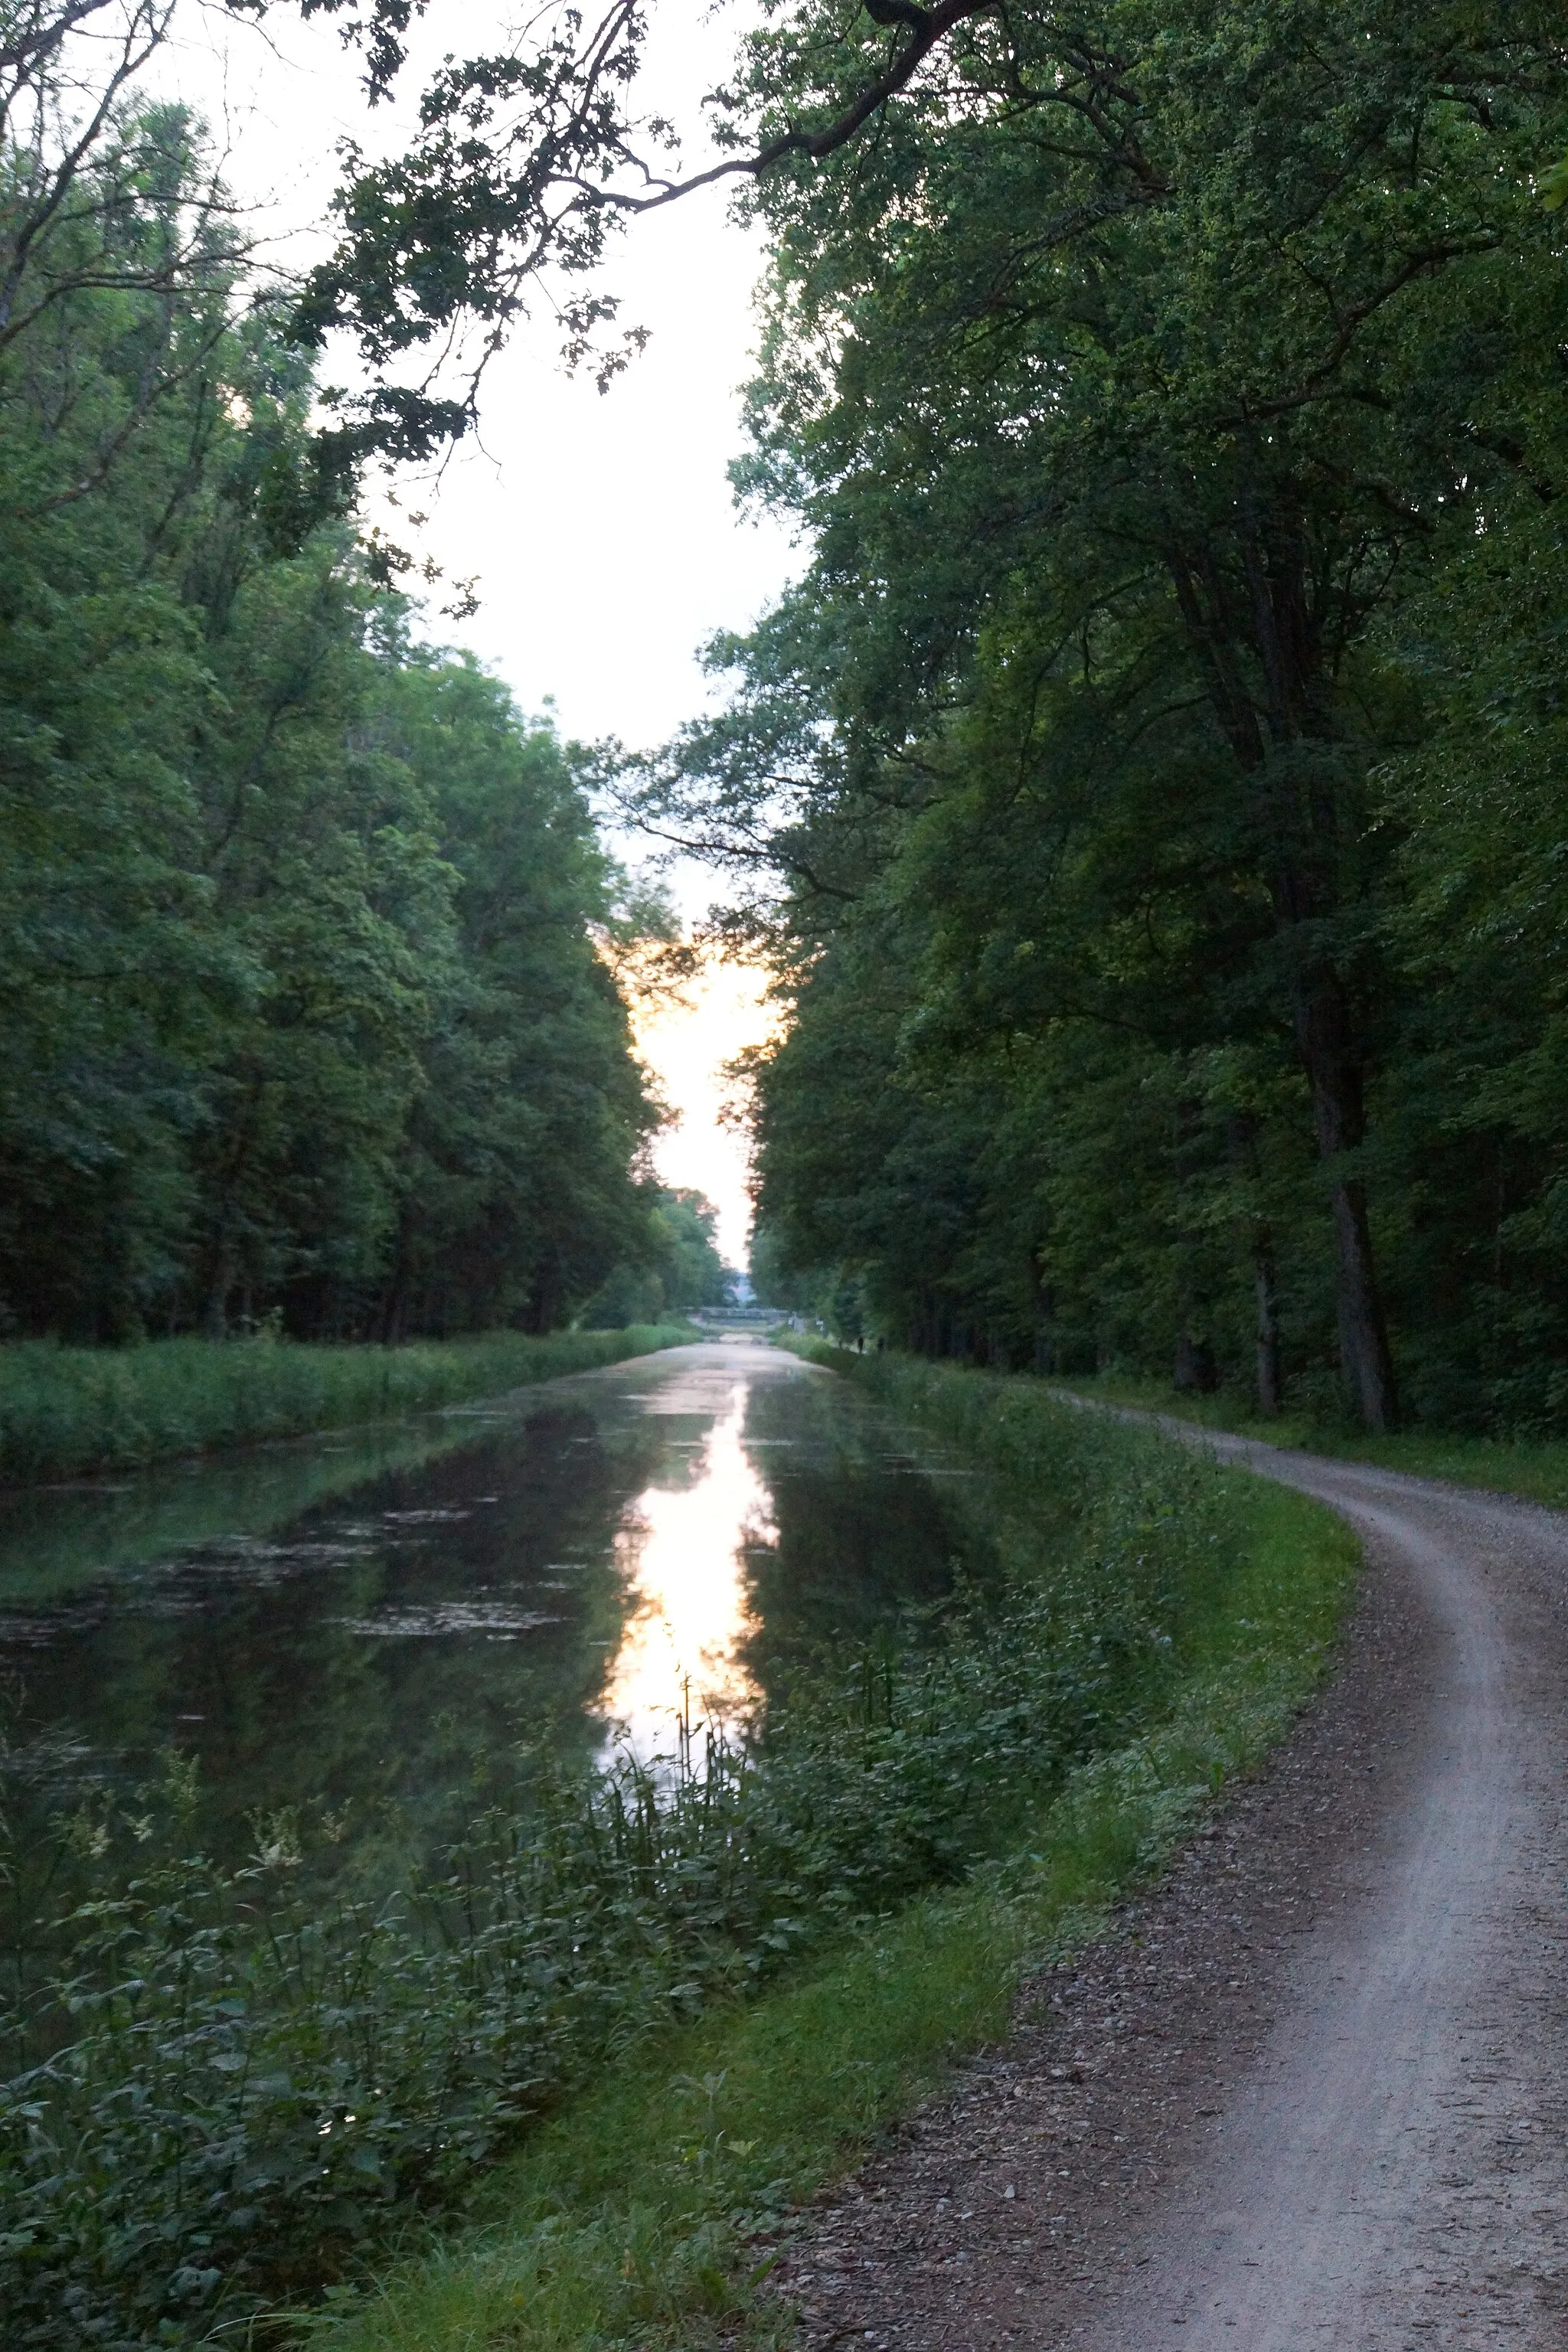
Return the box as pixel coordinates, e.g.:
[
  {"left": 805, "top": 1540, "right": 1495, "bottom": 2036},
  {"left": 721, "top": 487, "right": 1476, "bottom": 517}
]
[
  {"left": 0, "top": 0, "right": 119, "bottom": 81},
  {"left": 601, "top": 0, "right": 995, "bottom": 214}
]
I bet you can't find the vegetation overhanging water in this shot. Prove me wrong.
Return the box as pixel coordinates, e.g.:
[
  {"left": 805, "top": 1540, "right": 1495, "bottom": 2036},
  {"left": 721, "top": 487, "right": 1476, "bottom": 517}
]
[{"left": 0, "top": 1344, "right": 1357, "bottom": 2350}]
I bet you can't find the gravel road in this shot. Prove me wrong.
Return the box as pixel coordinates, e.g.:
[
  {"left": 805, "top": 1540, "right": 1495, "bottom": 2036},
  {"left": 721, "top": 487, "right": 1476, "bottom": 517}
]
[{"left": 760, "top": 1432, "right": 1568, "bottom": 2351}]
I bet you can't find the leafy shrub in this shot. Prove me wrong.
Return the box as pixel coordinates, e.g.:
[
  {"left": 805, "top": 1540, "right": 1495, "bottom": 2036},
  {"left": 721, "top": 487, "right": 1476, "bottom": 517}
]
[{"left": 0, "top": 1392, "right": 1240, "bottom": 2345}]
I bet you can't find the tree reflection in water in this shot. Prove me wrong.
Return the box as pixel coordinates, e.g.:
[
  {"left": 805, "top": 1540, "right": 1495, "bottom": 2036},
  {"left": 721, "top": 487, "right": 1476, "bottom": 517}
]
[{"left": 0, "top": 1344, "right": 988, "bottom": 1872}]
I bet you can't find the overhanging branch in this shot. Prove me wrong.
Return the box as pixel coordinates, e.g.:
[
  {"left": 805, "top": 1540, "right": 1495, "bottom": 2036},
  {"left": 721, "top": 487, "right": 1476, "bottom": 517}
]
[{"left": 606, "top": 0, "right": 994, "bottom": 213}]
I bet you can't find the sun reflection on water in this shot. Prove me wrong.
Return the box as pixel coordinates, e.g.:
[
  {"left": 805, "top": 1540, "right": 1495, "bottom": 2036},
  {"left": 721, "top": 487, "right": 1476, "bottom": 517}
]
[{"left": 596, "top": 1381, "right": 774, "bottom": 1756}]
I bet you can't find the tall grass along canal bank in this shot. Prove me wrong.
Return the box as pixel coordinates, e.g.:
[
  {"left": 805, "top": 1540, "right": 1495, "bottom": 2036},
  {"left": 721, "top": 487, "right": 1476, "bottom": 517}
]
[
  {"left": 0, "top": 1325, "right": 696, "bottom": 1486},
  {"left": 0, "top": 1351, "right": 1357, "bottom": 2350}
]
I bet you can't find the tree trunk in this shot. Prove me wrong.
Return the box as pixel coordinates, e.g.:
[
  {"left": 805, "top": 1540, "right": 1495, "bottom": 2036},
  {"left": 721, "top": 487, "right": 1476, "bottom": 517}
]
[
  {"left": 1166, "top": 507, "right": 1399, "bottom": 1432},
  {"left": 1253, "top": 1233, "right": 1283, "bottom": 1416},
  {"left": 1225, "top": 1116, "right": 1284, "bottom": 1416},
  {"left": 1327, "top": 1171, "right": 1395, "bottom": 1429},
  {"left": 1296, "top": 972, "right": 1397, "bottom": 1430}
]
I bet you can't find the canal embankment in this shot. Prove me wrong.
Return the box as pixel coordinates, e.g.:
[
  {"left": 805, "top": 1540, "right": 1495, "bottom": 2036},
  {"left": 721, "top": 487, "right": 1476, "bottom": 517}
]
[
  {"left": 740, "top": 1392, "right": 1568, "bottom": 2351},
  {"left": 1048, "top": 1368, "right": 1568, "bottom": 1510},
  {"left": 0, "top": 1324, "right": 697, "bottom": 1485},
  {"left": 274, "top": 1348, "right": 1354, "bottom": 2352}
]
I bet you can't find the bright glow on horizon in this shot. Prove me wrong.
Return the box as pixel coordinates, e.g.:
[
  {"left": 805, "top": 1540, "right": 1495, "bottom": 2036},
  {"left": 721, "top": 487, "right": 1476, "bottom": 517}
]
[{"left": 636, "top": 960, "right": 779, "bottom": 1268}]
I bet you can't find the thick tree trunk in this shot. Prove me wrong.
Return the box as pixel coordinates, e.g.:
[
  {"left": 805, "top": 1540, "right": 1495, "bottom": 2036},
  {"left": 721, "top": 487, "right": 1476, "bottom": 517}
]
[
  {"left": 1224, "top": 1116, "right": 1284, "bottom": 1416},
  {"left": 1253, "top": 1234, "right": 1283, "bottom": 1416},
  {"left": 1328, "top": 1173, "right": 1394, "bottom": 1429},
  {"left": 1296, "top": 972, "right": 1397, "bottom": 1431},
  {"left": 1168, "top": 524, "right": 1400, "bottom": 1429}
]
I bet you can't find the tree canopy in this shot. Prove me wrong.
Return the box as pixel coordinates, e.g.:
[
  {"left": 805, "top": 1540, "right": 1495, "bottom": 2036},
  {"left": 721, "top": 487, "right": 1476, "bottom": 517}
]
[
  {"left": 640, "top": 0, "right": 1568, "bottom": 1432},
  {"left": 7, "top": 0, "right": 1568, "bottom": 1432},
  {"left": 0, "top": 94, "right": 712, "bottom": 1341}
]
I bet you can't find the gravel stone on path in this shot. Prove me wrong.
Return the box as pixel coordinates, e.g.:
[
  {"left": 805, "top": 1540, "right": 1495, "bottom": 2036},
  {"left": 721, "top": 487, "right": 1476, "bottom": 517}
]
[{"left": 742, "top": 1439, "right": 1568, "bottom": 2352}]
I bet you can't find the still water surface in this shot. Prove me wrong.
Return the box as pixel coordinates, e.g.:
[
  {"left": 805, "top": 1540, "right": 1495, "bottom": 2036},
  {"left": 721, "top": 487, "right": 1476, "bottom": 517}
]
[{"left": 0, "top": 1342, "right": 984, "bottom": 1864}]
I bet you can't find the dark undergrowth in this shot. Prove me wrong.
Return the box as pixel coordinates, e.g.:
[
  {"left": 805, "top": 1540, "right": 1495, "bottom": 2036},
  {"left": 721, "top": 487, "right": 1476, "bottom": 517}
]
[
  {"left": 0, "top": 1326, "right": 696, "bottom": 1487},
  {"left": 0, "top": 1354, "right": 1356, "bottom": 2350}
]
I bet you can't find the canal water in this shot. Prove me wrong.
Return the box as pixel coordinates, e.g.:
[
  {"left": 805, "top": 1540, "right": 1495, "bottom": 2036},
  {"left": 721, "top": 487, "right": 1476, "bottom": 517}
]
[{"left": 0, "top": 1341, "right": 988, "bottom": 1869}]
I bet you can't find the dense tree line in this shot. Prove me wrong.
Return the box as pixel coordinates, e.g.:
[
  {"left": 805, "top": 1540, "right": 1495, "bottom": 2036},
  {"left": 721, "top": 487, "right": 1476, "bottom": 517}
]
[
  {"left": 0, "top": 98, "right": 719, "bottom": 1342},
  {"left": 10, "top": 3, "right": 1568, "bottom": 1423},
  {"left": 644, "top": 1, "right": 1568, "bottom": 1434}
]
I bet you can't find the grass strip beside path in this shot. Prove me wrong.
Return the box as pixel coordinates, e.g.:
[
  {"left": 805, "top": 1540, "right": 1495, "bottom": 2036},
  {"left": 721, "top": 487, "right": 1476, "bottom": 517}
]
[
  {"left": 1049, "top": 1371, "right": 1568, "bottom": 1511},
  {"left": 304, "top": 1353, "right": 1356, "bottom": 2352},
  {"left": 0, "top": 1325, "right": 697, "bottom": 1486}
]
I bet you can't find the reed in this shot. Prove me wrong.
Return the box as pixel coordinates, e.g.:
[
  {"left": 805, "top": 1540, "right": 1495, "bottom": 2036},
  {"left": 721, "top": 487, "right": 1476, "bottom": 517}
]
[{"left": 0, "top": 1325, "right": 696, "bottom": 1486}]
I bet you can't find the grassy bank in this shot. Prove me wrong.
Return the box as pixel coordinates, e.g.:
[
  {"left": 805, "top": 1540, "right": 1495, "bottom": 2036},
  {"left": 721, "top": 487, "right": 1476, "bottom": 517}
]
[
  {"left": 285, "top": 1351, "right": 1356, "bottom": 2352},
  {"left": 1, "top": 1354, "right": 1354, "bottom": 2349},
  {"left": 0, "top": 1325, "right": 696, "bottom": 1487},
  {"left": 1049, "top": 1370, "right": 1568, "bottom": 1510}
]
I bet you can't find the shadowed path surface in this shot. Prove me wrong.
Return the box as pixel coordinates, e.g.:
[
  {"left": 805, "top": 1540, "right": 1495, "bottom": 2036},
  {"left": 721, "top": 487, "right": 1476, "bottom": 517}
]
[
  {"left": 763, "top": 1427, "right": 1568, "bottom": 2352},
  {"left": 1078, "top": 1432, "right": 1568, "bottom": 2347}
]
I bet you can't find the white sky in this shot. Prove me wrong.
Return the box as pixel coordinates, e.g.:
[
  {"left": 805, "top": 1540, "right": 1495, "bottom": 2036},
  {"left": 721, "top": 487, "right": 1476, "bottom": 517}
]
[
  {"left": 165, "top": 0, "right": 795, "bottom": 1263},
  {"left": 635, "top": 960, "right": 780, "bottom": 1264},
  {"left": 169, "top": 0, "right": 798, "bottom": 745}
]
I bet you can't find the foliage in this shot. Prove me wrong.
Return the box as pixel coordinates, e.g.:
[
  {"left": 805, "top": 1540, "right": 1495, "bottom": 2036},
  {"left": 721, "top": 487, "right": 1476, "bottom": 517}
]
[
  {"left": 582, "top": 1188, "right": 734, "bottom": 1327},
  {"left": 287, "top": 1357, "right": 1355, "bottom": 2352},
  {"left": 0, "top": 99, "right": 695, "bottom": 1353},
  {"left": 2, "top": 0, "right": 1000, "bottom": 466},
  {"left": 351, "top": 652, "right": 659, "bottom": 1342},
  {"left": 0, "top": 1379, "right": 1318, "bottom": 2344},
  {"left": 21, "top": 0, "right": 1568, "bottom": 1452},
  {"left": 647, "top": 2, "right": 1568, "bottom": 1436},
  {"left": 0, "top": 1325, "right": 695, "bottom": 1485}
]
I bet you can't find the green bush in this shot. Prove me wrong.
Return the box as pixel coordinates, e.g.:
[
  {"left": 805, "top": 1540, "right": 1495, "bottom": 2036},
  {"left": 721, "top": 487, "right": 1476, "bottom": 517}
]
[
  {"left": 301, "top": 1367, "right": 1355, "bottom": 2352},
  {"left": 0, "top": 1327, "right": 695, "bottom": 1486},
  {"left": 0, "top": 1390, "right": 1255, "bottom": 2346}
]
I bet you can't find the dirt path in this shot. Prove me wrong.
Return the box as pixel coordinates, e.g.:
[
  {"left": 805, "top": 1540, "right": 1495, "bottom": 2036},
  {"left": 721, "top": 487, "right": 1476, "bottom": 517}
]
[{"left": 759, "top": 1434, "right": 1568, "bottom": 2350}]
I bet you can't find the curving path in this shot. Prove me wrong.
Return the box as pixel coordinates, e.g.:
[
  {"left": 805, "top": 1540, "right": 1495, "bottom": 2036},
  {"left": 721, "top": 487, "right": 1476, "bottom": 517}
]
[
  {"left": 763, "top": 1427, "right": 1568, "bottom": 2351},
  {"left": 1080, "top": 1429, "right": 1568, "bottom": 2347}
]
